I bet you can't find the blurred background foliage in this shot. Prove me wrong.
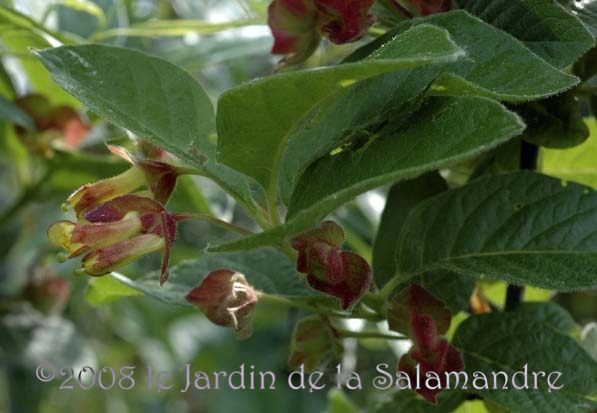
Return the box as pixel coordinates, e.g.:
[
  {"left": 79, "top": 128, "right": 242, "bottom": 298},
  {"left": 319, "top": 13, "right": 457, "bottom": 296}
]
[{"left": 1, "top": 1, "right": 597, "bottom": 412}]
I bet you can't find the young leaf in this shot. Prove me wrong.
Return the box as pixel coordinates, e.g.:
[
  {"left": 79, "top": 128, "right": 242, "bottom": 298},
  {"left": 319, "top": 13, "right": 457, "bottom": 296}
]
[
  {"left": 216, "top": 24, "right": 465, "bottom": 194},
  {"left": 453, "top": 304, "right": 597, "bottom": 412},
  {"left": 459, "top": 0, "right": 594, "bottom": 68},
  {"left": 397, "top": 171, "right": 597, "bottom": 290}
]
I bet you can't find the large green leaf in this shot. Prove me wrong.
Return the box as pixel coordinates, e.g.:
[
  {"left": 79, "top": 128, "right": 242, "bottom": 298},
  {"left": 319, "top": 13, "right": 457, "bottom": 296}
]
[
  {"left": 287, "top": 97, "right": 523, "bottom": 230},
  {"left": 539, "top": 118, "right": 597, "bottom": 188},
  {"left": 211, "top": 96, "right": 524, "bottom": 253},
  {"left": 88, "top": 248, "right": 325, "bottom": 307},
  {"left": 278, "top": 10, "right": 577, "bottom": 206},
  {"left": 36, "top": 44, "right": 215, "bottom": 161},
  {"left": 563, "top": 0, "right": 597, "bottom": 37},
  {"left": 397, "top": 171, "right": 597, "bottom": 290},
  {"left": 347, "top": 11, "right": 578, "bottom": 101},
  {"left": 453, "top": 304, "right": 597, "bottom": 412},
  {"left": 459, "top": 0, "right": 594, "bottom": 68},
  {"left": 35, "top": 44, "right": 262, "bottom": 217},
  {"left": 216, "top": 24, "right": 465, "bottom": 195}
]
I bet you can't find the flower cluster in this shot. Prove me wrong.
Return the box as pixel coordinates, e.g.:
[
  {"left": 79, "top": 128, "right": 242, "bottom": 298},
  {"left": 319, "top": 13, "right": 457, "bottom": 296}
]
[
  {"left": 388, "top": 283, "right": 463, "bottom": 404},
  {"left": 290, "top": 221, "right": 372, "bottom": 309},
  {"left": 267, "top": 0, "right": 375, "bottom": 64},
  {"left": 48, "top": 146, "right": 182, "bottom": 284},
  {"left": 186, "top": 269, "right": 259, "bottom": 340}
]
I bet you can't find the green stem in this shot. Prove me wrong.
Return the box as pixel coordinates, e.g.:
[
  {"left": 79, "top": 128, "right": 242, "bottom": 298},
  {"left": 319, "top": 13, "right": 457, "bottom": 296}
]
[
  {"left": 172, "top": 212, "right": 253, "bottom": 236},
  {"left": 335, "top": 329, "right": 410, "bottom": 341},
  {"left": 258, "top": 293, "right": 382, "bottom": 321},
  {"left": 379, "top": 273, "right": 405, "bottom": 300}
]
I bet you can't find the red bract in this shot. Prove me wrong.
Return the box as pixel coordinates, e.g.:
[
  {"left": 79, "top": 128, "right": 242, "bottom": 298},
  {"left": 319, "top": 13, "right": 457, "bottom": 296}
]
[
  {"left": 268, "top": 0, "right": 321, "bottom": 64},
  {"left": 291, "top": 221, "right": 372, "bottom": 309},
  {"left": 68, "top": 145, "right": 182, "bottom": 217},
  {"left": 314, "top": 0, "right": 375, "bottom": 44},
  {"left": 398, "top": 338, "right": 464, "bottom": 403},
  {"left": 49, "top": 195, "right": 177, "bottom": 284},
  {"left": 267, "top": 0, "right": 375, "bottom": 64},
  {"left": 388, "top": 284, "right": 463, "bottom": 404},
  {"left": 186, "top": 269, "right": 259, "bottom": 340}
]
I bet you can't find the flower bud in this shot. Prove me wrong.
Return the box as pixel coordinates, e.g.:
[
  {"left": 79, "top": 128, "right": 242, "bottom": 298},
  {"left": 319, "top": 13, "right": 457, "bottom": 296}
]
[
  {"left": 67, "top": 145, "right": 182, "bottom": 217},
  {"left": 83, "top": 234, "right": 165, "bottom": 276},
  {"left": 291, "top": 221, "right": 371, "bottom": 309},
  {"left": 186, "top": 269, "right": 259, "bottom": 340},
  {"left": 48, "top": 211, "right": 142, "bottom": 258}
]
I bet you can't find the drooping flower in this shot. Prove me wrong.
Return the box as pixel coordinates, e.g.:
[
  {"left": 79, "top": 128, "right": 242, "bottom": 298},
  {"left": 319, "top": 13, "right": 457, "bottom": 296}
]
[
  {"left": 387, "top": 283, "right": 463, "bottom": 404},
  {"left": 291, "top": 220, "right": 372, "bottom": 309},
  {"left": 67, "top": 145, "right": 182, "bottom": 217},
  {"left": 267, "top": 0, "right": 376, "bottom": 64},
  {"left": 48, "top": 195, "right": 177, "bottom": 284},
  {"left": 268, "top": 0, "right": 321, "bottom": 64},
  {"left": 186, "top": 269, "right": 259, "bottom": 340}
]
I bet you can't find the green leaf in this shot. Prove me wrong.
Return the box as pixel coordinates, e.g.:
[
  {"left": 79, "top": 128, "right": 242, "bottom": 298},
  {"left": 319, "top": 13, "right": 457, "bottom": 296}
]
[
  {"left": 539, "top": 118, "right": 597, "bottom": 188},
  {"left": 86, "top": 275, "right": 143, "bottom": 305},
  {"left": 397, "top": 171, "right": 597, "bottom": 290},
  {"left": 373, "top": 172, "right": 448, "bottom": 286},
  {"left": 518, "top": 93, "right": 590, "bottom": 149},
  {"left": 569, "top": 0, "right": 597, "bottom": 37},
  {"left": 348, "top": 11, "right": 579, "bottom": 101},
  {"left": 212, "top": 96, "right": 524, "bottom": 253},
  {"left": 36, "top": 44, "right": 215, "bottom": 162},
  {"left": 453, "top": 304, "right": 596, "bottom": 412},
  {"left": 326, "top": 389, "right": 359, "bottom": 413},
  {"left": 288, "top": 97, "right": 523, "bottom": 233},
  {"left": 459, "top": 0, "right": 594, "bottom": 68},
  {"left": 103, "top": 248, "right": 324, "bottom": 307},
  {"left": 417, "top": 272, "right": 476, "bottom": 315},
  {"left": 216, "top": 24, "right": 465, "bottom": 194},
  {"left": 35, "top": 44, "right": 262, "bottom": 216}
]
